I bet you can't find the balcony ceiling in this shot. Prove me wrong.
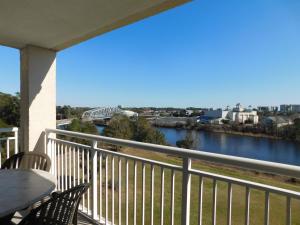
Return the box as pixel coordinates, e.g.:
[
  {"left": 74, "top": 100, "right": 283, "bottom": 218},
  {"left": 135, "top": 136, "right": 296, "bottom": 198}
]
[{"left": 0, "top": 0, "right": 189, "bottom": 51}]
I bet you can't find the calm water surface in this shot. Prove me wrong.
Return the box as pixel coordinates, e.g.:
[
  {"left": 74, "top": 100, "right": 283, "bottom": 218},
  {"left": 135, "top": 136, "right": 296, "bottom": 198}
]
[{"left": 96, "top": 125, "right": 300, "bottom": 166}]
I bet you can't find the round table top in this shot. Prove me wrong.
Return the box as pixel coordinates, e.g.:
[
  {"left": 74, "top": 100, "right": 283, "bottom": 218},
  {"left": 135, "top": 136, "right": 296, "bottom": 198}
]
[{"left": 0, "top": 169, "right": 56, "bottom": 218}]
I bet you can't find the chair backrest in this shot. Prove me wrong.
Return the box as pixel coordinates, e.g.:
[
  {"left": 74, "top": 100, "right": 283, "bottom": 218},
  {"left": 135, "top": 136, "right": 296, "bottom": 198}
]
[
  {"left": 1, "top": 152, "right": 51, "bottom": 171},
  {"left": 19, "top": 183, "right": 90, "bottom": 225}
]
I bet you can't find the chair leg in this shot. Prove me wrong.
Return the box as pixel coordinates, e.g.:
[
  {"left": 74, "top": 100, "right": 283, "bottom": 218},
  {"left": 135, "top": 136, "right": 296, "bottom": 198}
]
[
  {"left": 73, "top": 207, "right": 78, "bottom": 225},
  {"left": 0, "top": 213, "right": 14, "bottom": 224}
]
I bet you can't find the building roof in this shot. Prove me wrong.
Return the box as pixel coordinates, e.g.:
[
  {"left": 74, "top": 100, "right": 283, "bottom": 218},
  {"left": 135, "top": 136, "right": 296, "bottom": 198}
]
[
  {"left": 265, "top": 116, "right": 290, "bottom": 124},
  {"left": 0, "top": 0, "right": 189, "bottom": 51}
]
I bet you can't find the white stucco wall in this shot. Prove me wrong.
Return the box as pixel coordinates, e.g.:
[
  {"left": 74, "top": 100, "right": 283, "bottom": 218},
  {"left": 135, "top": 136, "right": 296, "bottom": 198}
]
[{"left": 20, "top": 46, "right": 56, "bottom": 152}]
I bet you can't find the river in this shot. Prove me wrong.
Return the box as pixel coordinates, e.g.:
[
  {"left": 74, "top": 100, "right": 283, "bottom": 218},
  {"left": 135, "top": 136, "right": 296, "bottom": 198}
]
[{"left": 96, "top": 125, "right": 300, "bottom": 166}]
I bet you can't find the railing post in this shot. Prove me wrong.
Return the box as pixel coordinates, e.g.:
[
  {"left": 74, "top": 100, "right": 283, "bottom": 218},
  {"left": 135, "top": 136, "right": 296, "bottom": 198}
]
[
  {"left": 45, "top": 130, "right": 53, "bottom": 174},
  {"left": 14, "top": 128, "right": 18, "bottom": 154},
  {"left": 181, "top": 157, "right": 191, "bottom": 225},
  {"left": 91, "top": 140, "right": 98, "bottom": 220}
]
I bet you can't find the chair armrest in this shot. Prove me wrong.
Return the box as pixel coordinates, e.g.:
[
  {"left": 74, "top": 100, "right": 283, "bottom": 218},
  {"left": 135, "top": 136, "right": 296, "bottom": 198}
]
[{"left": 51, "top": 191, "right": 62, "bottom": 198}]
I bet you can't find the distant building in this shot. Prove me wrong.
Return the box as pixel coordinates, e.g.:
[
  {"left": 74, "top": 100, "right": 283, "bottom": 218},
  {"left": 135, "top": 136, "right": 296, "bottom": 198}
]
[
  {"left": 280, "top": 104, "right": 300, "bottom": 113},
  {"left": 185, "top": 110, "right": 194, "bottom": 116},
  {"left": 291, "top": 105, "right": 300, "bottom": 113},
  {"left": 204, "top": 108, "right": 229, "bottom": 119},
  {"left": 262, "top": 116, "right": 293, "bottom": 128},
  {"left": 257, "top": 106, "right": 278, "bottom": 113},
  {"left": 227, "top": 104, "right": 259, "bottom": 124},
  {"left": 201, "top": 104, "right": 259, "bottom": 125}
]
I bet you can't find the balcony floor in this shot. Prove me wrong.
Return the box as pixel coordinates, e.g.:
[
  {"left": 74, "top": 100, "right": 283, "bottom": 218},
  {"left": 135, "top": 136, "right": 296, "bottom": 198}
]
[{"left": 11, "top": 212, "right": 95, "bottom": 225}]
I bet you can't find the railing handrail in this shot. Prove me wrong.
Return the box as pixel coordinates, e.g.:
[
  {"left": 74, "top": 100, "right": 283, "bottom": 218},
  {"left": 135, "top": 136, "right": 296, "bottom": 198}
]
[
  {"left": 0, "top": 127, "right": 18, "bottom": 133},
  {"left": 46, "top": 128, "right": 300, "bottom": 178}
]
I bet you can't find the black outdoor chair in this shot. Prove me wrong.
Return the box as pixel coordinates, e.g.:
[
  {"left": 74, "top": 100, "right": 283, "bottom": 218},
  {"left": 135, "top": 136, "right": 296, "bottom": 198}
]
[
  {"left": 18, "top": 183, "right": 90, "bottom": 225},
  {"left": 1, "top": 152, "right": 51, "bottom": 171}
]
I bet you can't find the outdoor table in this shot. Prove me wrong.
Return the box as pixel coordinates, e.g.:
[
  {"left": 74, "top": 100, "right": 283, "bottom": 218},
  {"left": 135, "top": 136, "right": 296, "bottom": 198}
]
[{"left": 0, "top": 169, "right": 56, "bottom": 219}]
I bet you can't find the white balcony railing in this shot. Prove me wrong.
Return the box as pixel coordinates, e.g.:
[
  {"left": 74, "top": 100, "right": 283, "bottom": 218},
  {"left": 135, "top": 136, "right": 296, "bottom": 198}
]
[
  {"left": 46, "top": 128, "right": 300, "bottom": 225},
  {"left": 0, "top": 127, "right": 18, "bottom": 165}
]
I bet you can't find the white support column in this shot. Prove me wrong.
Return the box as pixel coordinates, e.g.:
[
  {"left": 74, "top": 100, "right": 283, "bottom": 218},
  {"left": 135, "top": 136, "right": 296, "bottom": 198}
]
[{"left": 20, "top": 45, "right": 56, "bottom": 153}]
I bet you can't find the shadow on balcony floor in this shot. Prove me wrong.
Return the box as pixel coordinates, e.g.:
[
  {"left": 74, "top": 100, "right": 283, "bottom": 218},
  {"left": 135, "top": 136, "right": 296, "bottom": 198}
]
[{"left": 11, "top": 212, "right": 95, "bottom": 225}]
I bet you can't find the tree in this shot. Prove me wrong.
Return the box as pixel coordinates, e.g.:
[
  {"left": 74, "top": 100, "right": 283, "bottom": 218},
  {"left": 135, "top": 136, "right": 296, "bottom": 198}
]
[
  {"left": 103, "top": 115, "right": 134, "bottom": 140},
  {"left": 133, "top": 117, "right": 166, "bottom": 145},
  {"left": 176, "top": 131, "right": 198, "bottom": 149},
  {"left": 67, "top": 119, "right": 98, "bottom": 135},
  {"left": 0, "top": 92, "right": 20, "bottom": 126},
  {"left": 294, "top": 118, "right": 300, "bottom": 141},
  {"left": 103, "top": 115, "right": 166, "bottom": 145},
  {"left": 65, "top": 119, "right": 98, "bottom": 145}
]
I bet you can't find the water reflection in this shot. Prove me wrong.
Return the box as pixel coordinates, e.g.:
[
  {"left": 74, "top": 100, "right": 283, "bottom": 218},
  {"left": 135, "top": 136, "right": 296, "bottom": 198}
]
[{"left": 157, "top": 127, "right": 300, "bottom": 166}]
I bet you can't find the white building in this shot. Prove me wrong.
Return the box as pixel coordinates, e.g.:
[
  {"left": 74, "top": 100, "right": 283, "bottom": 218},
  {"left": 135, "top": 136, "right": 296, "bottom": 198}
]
[{"left": 227, "top": 104, "right": 259, "bottom": 124}]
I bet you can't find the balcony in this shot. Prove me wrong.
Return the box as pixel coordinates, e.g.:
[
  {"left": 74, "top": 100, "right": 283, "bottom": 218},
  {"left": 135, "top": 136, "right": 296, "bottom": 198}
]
[
  {"left": 2, "top": 127, "right": 300, "bottom": 225},
  {"left": 1, "top": 1, "right": 300, "bottom": 224}
]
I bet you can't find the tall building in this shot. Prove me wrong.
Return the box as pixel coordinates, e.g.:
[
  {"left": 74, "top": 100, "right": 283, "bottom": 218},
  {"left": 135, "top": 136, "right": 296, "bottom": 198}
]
[
  {"left": 280, "top": 104, "right": 300, "bottom": 113},
  {"left": 257, "top": 106, "right": 278, "bottom": 112}
]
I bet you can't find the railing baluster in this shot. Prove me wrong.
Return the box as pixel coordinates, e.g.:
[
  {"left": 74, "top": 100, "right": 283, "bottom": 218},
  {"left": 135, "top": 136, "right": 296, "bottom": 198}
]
[
  {"left": 150, "top": 164, "right": 155, "bottom": 225},
  {"left": 100, "top": 152, "right": 103, "bottom": 221},
  {"left": 50, "top": 139, "right": 53, "bottom": 174},
  {"left": 245, "top": 186, "right": 250, "bottom": 225},
  {"left": 54, "top": 140, "right": 57, "bottom": 181},
  {"left": 125, "top": 159, "right": 129, "bottom": 225},
  {"left": 46, "top": 137, "right": 51, "bottom": 172},
  {"left": 160, "top": 167, "right": 165, "bottom": 225},
  {"left": 57, "top": 143, "right": 61, "bottom": 191},
  {"left": 69, "top": 145, "right": 72, "bottom": 189},
  {"left": 105, "top": 154, "right": 108, "bottom": 225},
  {"left": 133, "top": 161, "right": 137, "bottom": 225},
  {"left": 64, "top": 145, "right": 68, "bottom": 191},
  {"left": 53, "top": 142, "right": 55, "bottom": 188},
  {"left": 264, "top": 191, "right": 270, "bottom": 225},
  {"left": 77, "top": 146, "right": 80, "bottom": 186},
  {"left": 286, "top": 196, "right": 291, "bottom": 225},
  {"left": 111, "top": 156, "right": 115, "bottom": 225},
  {"left": 198, "top": 176, "right": 203, "bottom": 225},
  {"left": 61, "top": 144, "right": 64, "bottom": 191},
  {"left": 118, "top": 157, "right": 122, "bottom": 225},
  {"left": 212, "top": 179, "right": 217, "bottom": 225},
  {"left": 181, "top": 158, "right": 191, "bottom": 225},
  {"left": 92, "top": 140, "right": 98, "bottom": 220},
  {"left": 14, "top": 129, "right": 18, "bottom": 154},
  {"left": 227, "top": 183, "right": 232, "bottom": 225},
  {"left": 87, "top": 149, "right": 90, "bottom": 215},
  {"left": 170, "top": 169, "right": 175, "bottom": 225},
  {"left": 82, "top": 148, "right": 85, "bottom": 211},
  {"left": 142, "top": 162, "right": 145, "bottom": 225},
  {"left": 73, "top": 146, "right": 76, "bottom": 187},
  {"left": 6, "top": 139, "right": 9, "bottom": 159}
]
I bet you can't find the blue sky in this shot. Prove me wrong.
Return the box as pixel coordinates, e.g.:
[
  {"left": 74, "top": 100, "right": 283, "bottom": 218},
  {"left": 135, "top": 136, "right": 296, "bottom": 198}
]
[{"left": 1, "top": 0, "right": 300, "bottom": 108}]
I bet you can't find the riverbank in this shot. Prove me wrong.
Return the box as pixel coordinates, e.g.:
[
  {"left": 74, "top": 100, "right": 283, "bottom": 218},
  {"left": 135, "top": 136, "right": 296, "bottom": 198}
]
[
  {"left": 151, "top": 116, "right": 285, "bottom": 140},
  {"left": 199, "top": 126, "right": 282, "bottom": 139},
  {"left": 154, "top": 123, "right": 282, "bottom": 139}
]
